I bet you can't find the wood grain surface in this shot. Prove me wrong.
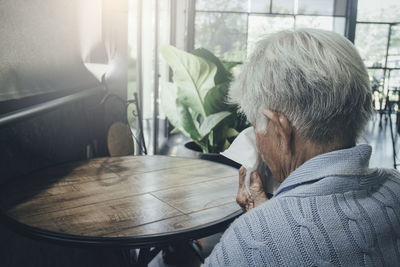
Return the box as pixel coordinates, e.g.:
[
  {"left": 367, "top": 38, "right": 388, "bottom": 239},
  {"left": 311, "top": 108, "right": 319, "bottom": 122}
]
[{"left": 0, "top": 156, "right": 240, "bottom": 238}]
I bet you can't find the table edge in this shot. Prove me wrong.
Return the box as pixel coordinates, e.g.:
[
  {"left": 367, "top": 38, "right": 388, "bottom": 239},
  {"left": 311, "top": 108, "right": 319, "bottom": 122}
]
[{"left": 0, "top": 208, "right": 243, "bottom": 248}]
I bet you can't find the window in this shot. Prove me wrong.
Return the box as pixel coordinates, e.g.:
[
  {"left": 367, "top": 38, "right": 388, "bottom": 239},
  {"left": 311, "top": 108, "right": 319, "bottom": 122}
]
[
  {"left": 354, "top": 0, "right": 400, "bottom": 110},
  {"left": 132, "top": 0, "right": 400, "bottom": 154},
  {"left": 128, "top": 0, "right": 172, "bottom": 154},
  {"left": 195, "top": 0, "right": 348, "bottom": 62}
]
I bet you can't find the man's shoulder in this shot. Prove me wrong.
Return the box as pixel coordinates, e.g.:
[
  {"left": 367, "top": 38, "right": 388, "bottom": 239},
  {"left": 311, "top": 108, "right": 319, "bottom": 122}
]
[
  {"left": 229, "top": 197, "right": 298, "bottom": 244},
  {"left": 377, "top": 167, "right": 400, "bottom": 180},
  {"left": 214, "top": 197, "right": 313, "bottom": 266},
  {"left": 367, "top": 167, "right": 400, "bottom": 192}
]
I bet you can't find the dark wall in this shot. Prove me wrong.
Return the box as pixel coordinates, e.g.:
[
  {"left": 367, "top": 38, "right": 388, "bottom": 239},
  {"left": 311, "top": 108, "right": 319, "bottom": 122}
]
[{"left": 0, "top": 91, "right": 108, "bottom": 183}]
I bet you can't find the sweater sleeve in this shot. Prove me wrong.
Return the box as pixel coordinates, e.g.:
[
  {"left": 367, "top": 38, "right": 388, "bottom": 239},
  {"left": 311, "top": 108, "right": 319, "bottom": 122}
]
[
  {"left": 204, "top": 203, "right": 286, "bottom": 267},
  {"left": 204, "top": 218, "right": 248, "bottom": 267},
  {"left": 204, "top": 209, "right": 277, "bottom": 267}
]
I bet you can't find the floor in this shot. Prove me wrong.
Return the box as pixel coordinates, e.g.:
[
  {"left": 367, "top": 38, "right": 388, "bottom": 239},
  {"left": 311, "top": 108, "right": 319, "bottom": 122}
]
[{"left": 147, "top": 112, "right": 400, "bottom": 267}]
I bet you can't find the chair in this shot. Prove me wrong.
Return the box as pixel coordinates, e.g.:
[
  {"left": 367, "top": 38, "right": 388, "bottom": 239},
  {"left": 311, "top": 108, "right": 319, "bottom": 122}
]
[{"left": 107, "top": 121, "right": 135, "bottom": 156}]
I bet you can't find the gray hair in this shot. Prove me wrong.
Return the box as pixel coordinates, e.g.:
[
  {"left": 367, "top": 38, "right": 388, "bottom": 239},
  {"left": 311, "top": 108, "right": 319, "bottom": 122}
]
[{"left": 229, "top": 28, "right": 373, "bottom": 145}]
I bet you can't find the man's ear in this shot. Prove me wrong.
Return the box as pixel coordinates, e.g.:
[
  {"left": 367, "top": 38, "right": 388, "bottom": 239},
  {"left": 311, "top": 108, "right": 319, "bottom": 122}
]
[{"left": 262, "top": 109, "right": 293, "bottom": 150}]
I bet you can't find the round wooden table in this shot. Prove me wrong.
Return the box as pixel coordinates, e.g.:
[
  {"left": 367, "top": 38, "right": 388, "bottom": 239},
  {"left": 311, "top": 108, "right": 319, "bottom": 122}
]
[{"left": 0, "top": 155, "right": 242, "bottom": 266}]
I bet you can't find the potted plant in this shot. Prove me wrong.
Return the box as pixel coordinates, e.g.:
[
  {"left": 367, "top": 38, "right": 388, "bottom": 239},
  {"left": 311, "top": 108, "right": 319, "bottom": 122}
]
[{"left": 160, "top": 45, "right": 248, "bottom": 166}]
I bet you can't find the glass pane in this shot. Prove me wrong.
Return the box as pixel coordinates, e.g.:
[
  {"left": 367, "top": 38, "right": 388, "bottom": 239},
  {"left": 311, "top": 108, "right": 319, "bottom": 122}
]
[
  {"left": 250, "top": 0, "right": 271, "bottom": 13},
  {"left": 368, "top": 69, "right": 385, "bottom": 110},
  {"left": 158, "top": 0, "right": 170, "bottom": 120},
  {"left": 387, "top": 56, "right": 400, "bottom": 68},
  {"left": 355, "top": 24, "right": 389, "bottom": 68},
  {"left": 357, "top": 0, "right": 400, "bottom": 23},
  {"left": 128, "top": 0, "right": 137, "bottom": 127},
  {"left": 141, "top": 0, "right": 156, "bottom": 153},
  {"left": 196, "top": 0, "right": 248, "bottom": 12},
  {"left": 298, "top": 0, "right": 334, "bottom": 16},
  {"left": 295, "top": 16, "right": 345, "bottom": 35},
  {"left": 333, "top": 17, "right": 346, "bottom": 35},
  {"left": 141, "top": 0, "right": 156, "bottom": 120},
  {"left": 387, "top": 70, "right": 400, "bottom": 107},
  {"left": 247, "top": 15, "right": 294, "bottom": 55},
  {"left": 195, "top": 12, "right": 247, "bottom": 61},
  {"left": 368, "top": 69, "right": 385, "bottom": 91},
  {"left": 383, "top": 70, "right": 390, "bottom": 95},
  {"left": 272, "top": 0, "right": 294, "bottom": 14},
  {"left": 388, "top": 26, "right": 400, "bottom": 68},
  {"left": 295, "top": 15, "right": 333, "bottom": 30},
  {"left": 388, "top": 70, "right": 400, "bottom": 88},
  {"left": 296, "top": 15, "right": 346, "bottom": 35}
]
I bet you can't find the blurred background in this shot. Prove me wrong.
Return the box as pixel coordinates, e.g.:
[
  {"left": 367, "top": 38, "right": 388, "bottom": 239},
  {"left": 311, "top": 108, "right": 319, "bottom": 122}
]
[
  {"left": 1, "top": 0, "right": 399, "bottom": 167},
  {"left": 126, "top": 0, "right": 400, "bottom": 167}
]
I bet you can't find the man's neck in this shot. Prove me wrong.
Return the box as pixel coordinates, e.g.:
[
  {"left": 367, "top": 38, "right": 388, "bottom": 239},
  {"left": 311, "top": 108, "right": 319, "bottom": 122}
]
[{"left": 281, "top": 135, "right": 346, "bottom": 183}]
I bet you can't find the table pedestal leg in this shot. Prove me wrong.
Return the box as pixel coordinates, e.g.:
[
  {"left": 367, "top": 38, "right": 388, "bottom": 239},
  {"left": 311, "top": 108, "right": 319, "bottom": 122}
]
[
  {"left": 130, "top": 247, "right": 161, "bottom": 267},
  {"left": 135, "top": 248, "right": 150, "bottom": 267},
  {"left": 188, "top": 240, "right": 205, "bottom": 263}
]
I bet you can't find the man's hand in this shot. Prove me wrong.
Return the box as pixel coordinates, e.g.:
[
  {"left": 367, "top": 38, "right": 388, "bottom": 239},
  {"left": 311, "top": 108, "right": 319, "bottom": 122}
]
[{"left": 236, "top": 166, "right": 268, "bottom": 212}]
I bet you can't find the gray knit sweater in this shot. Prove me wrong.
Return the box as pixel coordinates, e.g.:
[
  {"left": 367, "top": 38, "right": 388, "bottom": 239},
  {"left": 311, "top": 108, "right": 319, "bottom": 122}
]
[{"left": 205, "top": 144, "right": 400, "bottom": 266}]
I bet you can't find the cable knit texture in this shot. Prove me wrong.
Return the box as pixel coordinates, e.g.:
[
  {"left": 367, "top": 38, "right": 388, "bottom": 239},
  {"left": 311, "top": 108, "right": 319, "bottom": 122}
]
[{"left": 205, "top": 144, "right": 400, "bottom": 266}]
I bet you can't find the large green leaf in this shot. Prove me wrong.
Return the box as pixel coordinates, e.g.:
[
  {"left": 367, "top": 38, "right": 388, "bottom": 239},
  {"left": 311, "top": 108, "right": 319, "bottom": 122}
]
[
  {"left": 160, "top": 45, "right": 217, "bottom": 117},
  {"left": 170, "top": 127, "right": 181, "bottom": 135},
  {"left": 161, "top": 82, "right": 202, "bottom": 140},
  {"left": 222, "top": 139, "right": 231, "bottom": 151},
  {"left": 222, "top": 61, "right": 239, "bottom": 73},
  {"left": 203, "top": 82, "right": 233, "bottom": 115},
  {"left": 211, "top": 115, "right": 238, "bottom": 151},
  {"left": 208, "top": 131, "right": 214, "bottom": 148},
  {"left": 225, "top": 128, "right": 239, "bottom": 138},
  {"left": 191, "top": 48, "right": 231, "bottom": 85},
  {"left": 160, "top": 83, "right": 189, "bottom": 136},
  {"left": 178, "top": 104, "right": 202, "bottom": 141},
  {"left": 199, "top": 111, "right": 231, "bottom": 137}
]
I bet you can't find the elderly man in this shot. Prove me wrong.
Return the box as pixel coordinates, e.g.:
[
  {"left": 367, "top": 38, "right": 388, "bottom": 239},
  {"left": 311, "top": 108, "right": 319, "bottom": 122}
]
[{"left": 204, "top": 29, "right": 400, "bottom": 266}]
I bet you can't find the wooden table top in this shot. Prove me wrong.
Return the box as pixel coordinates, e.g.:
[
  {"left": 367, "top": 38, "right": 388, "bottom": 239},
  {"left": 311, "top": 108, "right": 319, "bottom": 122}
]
[{"left": 0, "top": 156, "right": 241, "bottom": 246}]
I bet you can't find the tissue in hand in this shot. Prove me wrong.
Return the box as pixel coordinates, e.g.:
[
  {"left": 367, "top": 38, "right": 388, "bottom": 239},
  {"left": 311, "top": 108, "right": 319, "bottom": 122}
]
[{"left": 220, "top": 127, "right": 259, "bottom": 196}]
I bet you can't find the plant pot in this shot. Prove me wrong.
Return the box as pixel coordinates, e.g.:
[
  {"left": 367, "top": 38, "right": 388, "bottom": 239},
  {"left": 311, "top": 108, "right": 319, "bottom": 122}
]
[{"left": 183, "top": 141, "right": 241, "bottom": 169}]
